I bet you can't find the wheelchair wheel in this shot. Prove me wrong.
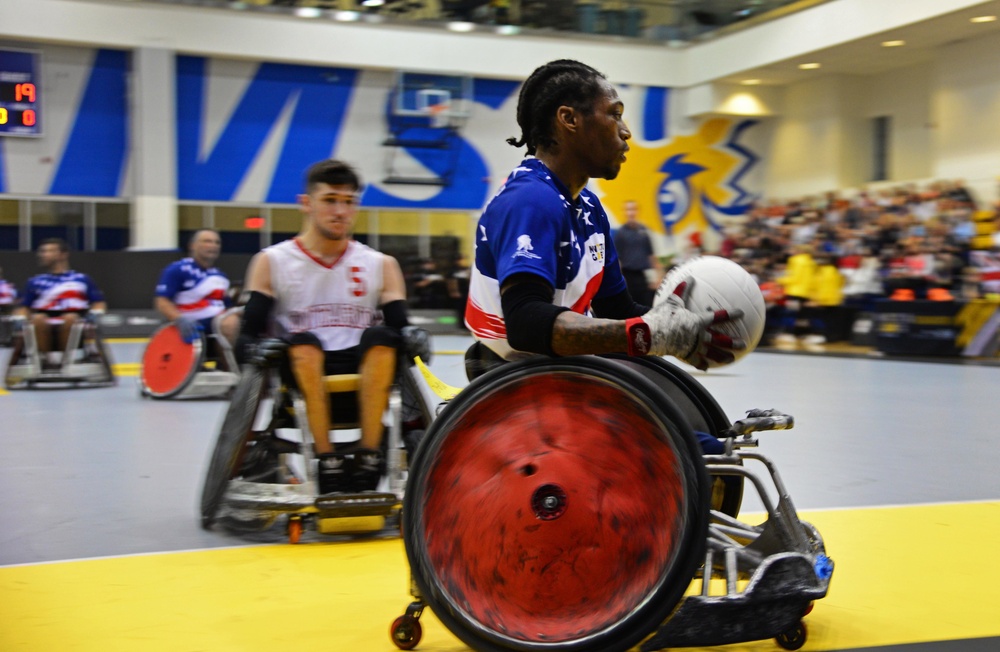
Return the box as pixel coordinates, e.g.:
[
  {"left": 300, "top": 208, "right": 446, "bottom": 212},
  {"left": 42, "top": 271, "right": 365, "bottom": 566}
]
[
  {"left": 601, "top": 354, "right": 744, "bottom": 517},
  {"left": 140, "top": 323, "right": 204, "bottom": 398},
  {"left": 404, "top": 356, "right": 710, "bottom": 652},
  {"left": 200, "top": 365, "right": 267, "bottom": 529}
]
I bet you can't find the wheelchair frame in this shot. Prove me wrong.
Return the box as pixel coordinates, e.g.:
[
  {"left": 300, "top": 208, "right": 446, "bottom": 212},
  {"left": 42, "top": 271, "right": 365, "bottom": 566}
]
[
  {"left": 200, "top": 349, "right": 448, "bottom": 542},
  {"left": 388, "top": 357, "right": 833, "bottom": 652},
  {"left": 4, "top": 317, "right": 115, "bottom": 389}
]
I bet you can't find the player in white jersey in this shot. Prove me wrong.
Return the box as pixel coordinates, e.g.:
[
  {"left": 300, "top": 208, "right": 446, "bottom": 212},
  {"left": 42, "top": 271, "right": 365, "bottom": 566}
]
[
  {"left": 154, "top": 229, "right": 240, "bottom": 347},
  {"left": 15, "top": 238, "right": 107, "bottom": 365},
  {"left": 466, "top": 59, "right": 744, "bottom": 380},
  {"left": 237, "top": 159, "right": 413, "bottom": 495}
]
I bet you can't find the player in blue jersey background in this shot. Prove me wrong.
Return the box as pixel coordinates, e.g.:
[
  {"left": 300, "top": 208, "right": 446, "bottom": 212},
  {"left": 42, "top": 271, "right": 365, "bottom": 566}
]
[
  {"left": 155, "top": 229, "right": 240, "bottom": 346},
  {"left": 16, "top": 238, "right": 106, "bottom": 366}
]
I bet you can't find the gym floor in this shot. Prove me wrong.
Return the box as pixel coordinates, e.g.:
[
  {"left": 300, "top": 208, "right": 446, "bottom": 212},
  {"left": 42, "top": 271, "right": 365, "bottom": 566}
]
[{"left": 1, "top": 334, "right": 998, "bottom": 652}]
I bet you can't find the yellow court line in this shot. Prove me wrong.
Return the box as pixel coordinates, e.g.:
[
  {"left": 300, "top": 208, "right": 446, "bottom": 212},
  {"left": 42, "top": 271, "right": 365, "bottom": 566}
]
[
  {"left": 0, "top": 501, "right": 997, "bottom": 651},
  {"left": 112, "top": 363, "right": 141, "bottom": 377}
]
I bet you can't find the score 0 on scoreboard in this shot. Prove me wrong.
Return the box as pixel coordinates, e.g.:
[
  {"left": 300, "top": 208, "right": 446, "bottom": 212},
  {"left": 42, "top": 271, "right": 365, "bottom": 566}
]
[{"left": 0, "top": 49, "right": 41, "bottom": 137}]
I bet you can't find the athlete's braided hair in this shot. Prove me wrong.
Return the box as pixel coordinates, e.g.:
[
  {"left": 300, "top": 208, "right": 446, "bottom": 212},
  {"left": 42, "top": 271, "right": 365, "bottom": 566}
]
[{"left": 507, "top": 60, "right": 607, "bottom": 155}]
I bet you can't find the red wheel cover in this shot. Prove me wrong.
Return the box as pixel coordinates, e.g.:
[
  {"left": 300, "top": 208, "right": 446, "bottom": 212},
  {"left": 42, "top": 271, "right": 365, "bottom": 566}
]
[
  {"left": 140, "top": 325, "right": 202, "bottom": 397},
  {"left": 420, "top": 372, "right": 689, "bottom": 643}
]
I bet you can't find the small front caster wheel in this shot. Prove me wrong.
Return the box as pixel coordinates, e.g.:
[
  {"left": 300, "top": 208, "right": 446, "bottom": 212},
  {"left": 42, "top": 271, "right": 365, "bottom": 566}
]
[
  {"left": 390, "top": 614, "right": 422, "bottom": 650},
  {"left": 776, "top": 621, "right": 807, "bottom": 650}
]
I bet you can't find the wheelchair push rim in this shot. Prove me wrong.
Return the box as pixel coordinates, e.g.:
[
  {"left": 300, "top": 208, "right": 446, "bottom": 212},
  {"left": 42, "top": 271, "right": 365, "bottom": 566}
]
[
  {"left": 404, "top": 356, "right": 710, "bottom": 652},
  {"left": 140, "top": 323, "right": 205, "bottom": 398},
  {"left": 600, "top": 354, "right": 744, "bottom": 518}
]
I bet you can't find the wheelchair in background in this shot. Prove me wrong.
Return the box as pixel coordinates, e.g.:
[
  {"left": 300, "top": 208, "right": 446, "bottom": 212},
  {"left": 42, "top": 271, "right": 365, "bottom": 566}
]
[
  {"left": 391, "top": 354, "right": 833, "bottom": 652},
  {"left": 199, "top": 328, "right": 444, "bottom": 543},
  {"left": 4, "top": 313, "right": 115, "bottom": 389},
  {"left": 139, "top": 312, "right": 241, "bottom": 400}
]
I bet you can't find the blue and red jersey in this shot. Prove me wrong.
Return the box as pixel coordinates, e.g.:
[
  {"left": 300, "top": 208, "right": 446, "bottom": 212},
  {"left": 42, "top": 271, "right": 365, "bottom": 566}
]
[
  {"left": 466, "top": 157, "right": 626, "bottom": 359},
  {"left": 22, "top": 271, "right": 104, "bottom": 313},
  {"left": 0, "top": 279, "right": 17, "bottom": 306},
  {"left": 155, "top": 257, "right": 230, "bottom": 321}
]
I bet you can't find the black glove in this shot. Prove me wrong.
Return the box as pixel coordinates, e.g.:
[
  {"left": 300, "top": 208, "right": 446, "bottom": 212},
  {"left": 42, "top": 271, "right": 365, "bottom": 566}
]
[
  {"left": 401, "top": 325, "right": 432, "bottom": 364},
  {"left": 237, "top": 336, "right": 287, "bottom": 368}
]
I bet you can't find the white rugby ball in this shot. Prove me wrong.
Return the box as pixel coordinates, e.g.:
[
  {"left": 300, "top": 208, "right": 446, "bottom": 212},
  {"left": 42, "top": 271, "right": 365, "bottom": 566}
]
[{"left": 654, "top": 256, "right": 766, "bottom": 368}]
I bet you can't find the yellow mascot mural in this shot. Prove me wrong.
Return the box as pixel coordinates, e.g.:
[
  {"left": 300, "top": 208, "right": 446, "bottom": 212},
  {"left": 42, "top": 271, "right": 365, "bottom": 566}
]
[{"left": 597, "top": 117, "right": 759, "bottom": 252}]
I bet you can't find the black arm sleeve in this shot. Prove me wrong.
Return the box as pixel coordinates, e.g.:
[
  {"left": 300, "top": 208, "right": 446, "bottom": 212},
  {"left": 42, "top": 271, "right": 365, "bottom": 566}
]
[
  {"left": 500, "top": 275, "right": 570, "bottom": 357},
  {"left": 380, "top": 299, "right": 410, "bottom": 331},
  {"left": 235, "top": 291, "right": 275, "bottom": 364},
  {"left": 240, "top": 291, "right": 275, "bottom": 338},
  {"left": 591, "top": 289, "right": 649, "bottom": 319}
]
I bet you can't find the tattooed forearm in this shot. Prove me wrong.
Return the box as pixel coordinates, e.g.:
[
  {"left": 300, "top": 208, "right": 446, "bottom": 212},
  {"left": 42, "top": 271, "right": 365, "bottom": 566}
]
[{"left": 550, "top": 311, "right": 627, "bottom": 356}]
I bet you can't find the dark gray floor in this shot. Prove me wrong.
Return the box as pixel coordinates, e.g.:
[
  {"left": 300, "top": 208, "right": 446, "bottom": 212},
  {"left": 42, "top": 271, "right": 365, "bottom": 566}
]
[{"left": 1, "top": 337, "right": 999, "bottom": 567}]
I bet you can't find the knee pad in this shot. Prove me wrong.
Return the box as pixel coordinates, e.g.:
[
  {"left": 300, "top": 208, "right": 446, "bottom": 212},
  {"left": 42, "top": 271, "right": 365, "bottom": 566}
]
[{"left": 359, "top": 325, "right": 402, "bottom": 353}]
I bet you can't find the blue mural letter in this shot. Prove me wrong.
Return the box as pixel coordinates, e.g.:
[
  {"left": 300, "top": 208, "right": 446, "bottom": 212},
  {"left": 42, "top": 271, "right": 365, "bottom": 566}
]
[
  {"left": 50, "top": 49, "right": 129, "bottom": 197},
  {"left": 176, "top": 57, "right": 357, "bottom": 203}
]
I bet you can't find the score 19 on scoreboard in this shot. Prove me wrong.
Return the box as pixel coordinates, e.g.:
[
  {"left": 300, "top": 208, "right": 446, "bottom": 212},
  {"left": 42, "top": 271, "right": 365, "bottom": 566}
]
[{"left": 0, "top": 49, "right": 41, "bottom": 137}]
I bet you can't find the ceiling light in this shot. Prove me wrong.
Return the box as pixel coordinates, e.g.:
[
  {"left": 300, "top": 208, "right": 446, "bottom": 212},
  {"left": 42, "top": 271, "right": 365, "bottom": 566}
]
[
  {"left": 361, "top": 0, "right": 385, "bottom": 6},
  {"left": 798, "top": 62, "right": 821, "bottom": 70},
  {"left": 294, "top": 7, "right": 322, "bottom": 18},
  {"left": 495, "top": 24, "right": 520, "bottom": 35},
  {"left": 334, "top": 10, "right": 361, "bottom": 21},
  {"left": 447, "top": 21, "right": 476, "bottom": 32},
  {"left": 881, "top": 40, "right": 905, "bottom": 47},
  {"left": 741, "top": 79, "right": 762, "bottom": 85},
  {"left": 971, "top": 15, "right": 997, "bottom": 23}
]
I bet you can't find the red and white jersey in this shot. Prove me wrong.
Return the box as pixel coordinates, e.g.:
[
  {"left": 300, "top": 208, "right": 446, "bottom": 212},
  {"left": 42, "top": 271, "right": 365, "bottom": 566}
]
[{"left": 265, "top": 238, "right": 385, "bottom": 351}]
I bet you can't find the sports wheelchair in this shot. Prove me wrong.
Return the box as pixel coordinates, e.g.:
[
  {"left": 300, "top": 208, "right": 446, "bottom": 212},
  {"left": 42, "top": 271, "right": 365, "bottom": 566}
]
[
  {"left": 199, "top": 329, "right": 446, "bottom": 543},
  {"left": 391, "top": 354, "right": 833, "bottom": 652},
  {"left": 4, "top": 313, "right": 115, "bottom": 389},
  {"left": 139, "top": 313, "right": 241, "bottom": 400}
]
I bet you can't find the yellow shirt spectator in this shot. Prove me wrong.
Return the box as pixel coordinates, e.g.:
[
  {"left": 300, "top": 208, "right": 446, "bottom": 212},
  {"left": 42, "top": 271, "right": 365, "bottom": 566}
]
[{"left": 779, "top": 250, "right": 817, "bottom": 299}]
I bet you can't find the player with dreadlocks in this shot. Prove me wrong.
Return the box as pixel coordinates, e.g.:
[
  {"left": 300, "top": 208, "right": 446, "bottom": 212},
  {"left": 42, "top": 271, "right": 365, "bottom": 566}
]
[{"left": 464, "top": 59, "right": 744, "bottom": 378}]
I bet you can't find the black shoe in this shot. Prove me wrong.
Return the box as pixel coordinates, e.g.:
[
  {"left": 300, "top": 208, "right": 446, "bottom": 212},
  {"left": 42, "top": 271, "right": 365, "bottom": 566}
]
[
  {"left": 317, "top": 452, "right": 351, "bottom": 494},
  {"left": 351, "top": 448, "right": 384, "bottom": 492}
]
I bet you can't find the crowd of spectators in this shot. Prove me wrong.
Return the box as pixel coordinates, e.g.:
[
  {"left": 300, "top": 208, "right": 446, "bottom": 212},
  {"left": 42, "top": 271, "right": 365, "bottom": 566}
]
[{"left": 709, "top": 179, "right": 1000, "bottom": 344}]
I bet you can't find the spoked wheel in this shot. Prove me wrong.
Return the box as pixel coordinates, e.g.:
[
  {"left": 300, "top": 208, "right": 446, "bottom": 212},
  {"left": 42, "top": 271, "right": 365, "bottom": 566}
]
[
  {"left": 199, "top": 365, "right": 268, "bottom": 529},
  {"left": 404, "top": 356, "right": 710, "bottom": 652},
  {"left": 602, "top": 354, "right": 744, "bottom": 518}
]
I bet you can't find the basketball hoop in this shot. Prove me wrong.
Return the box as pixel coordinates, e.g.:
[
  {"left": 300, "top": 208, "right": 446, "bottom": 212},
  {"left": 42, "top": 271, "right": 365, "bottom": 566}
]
[{"left": 426, "top": 102, "right": 450, "bottom": 128}]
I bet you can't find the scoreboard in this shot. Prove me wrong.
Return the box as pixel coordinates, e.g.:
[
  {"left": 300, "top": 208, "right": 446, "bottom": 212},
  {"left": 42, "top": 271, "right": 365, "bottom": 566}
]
[{"left": 0, "top": 49, "right": 41, "bottom": 137}]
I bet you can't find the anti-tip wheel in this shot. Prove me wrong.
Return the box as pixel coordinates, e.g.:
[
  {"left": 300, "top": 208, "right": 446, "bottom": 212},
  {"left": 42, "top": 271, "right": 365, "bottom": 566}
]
[
  {"left": 776, "top": 621, "right": 807, "bottom": 650},
  {"left": 390, "top": 615, "right": 422, "bottom": 650}
]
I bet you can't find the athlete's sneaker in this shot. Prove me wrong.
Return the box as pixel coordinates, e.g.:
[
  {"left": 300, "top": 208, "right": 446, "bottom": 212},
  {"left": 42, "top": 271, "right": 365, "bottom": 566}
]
[
  {"left": 317, "top": 452, "right": 351, "bottom": 495},
  {"left": 351, "top": 448, "right": 384, "bottom": 492}
]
